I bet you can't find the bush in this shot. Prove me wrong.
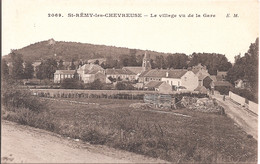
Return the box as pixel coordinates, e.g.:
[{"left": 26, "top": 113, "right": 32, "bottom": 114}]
[
  {"left": 2, "top": 83, "right": 47, "bottom": 112},
  {"left": 60, "top": 78, "right": 84, "bottom": 89},
  {"left": 89, "top": 79, "right": 104, "bottom": 90},
  {"left": 116, "top": 82, "right": 135, "bottom": 90}
]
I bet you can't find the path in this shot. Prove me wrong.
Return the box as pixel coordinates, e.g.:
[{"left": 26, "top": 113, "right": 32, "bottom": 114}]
[
  {"left": 1, "top": 120, "right": 167, "bottom": 163},
  {"left": 212, "top": 94, "right": 258, "bottom": 140}
]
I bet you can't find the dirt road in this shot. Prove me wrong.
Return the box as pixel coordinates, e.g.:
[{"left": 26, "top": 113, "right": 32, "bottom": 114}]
[
  {"left": 1, "top": 120, "right": 167, "bottom": 163},
  {"left": 212, "top": 94, "right": 258, "bottom": 140}
]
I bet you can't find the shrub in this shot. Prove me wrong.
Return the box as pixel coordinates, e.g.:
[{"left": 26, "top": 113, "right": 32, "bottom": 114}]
[
  {"left": 2, "top": 83, "right": 47, "bottom": 112},
  {"left": 60, "top": 78, "right": 84, "bottom": 89},
  {"left": 89, "top": 79, "right": 103, "bottom": 90},
  {"left": 116, "top": 82, "right": 135, "bottom": 90}
]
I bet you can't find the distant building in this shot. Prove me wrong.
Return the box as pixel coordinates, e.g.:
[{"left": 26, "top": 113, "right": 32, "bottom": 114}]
[
  {"left": 54, "top": 70, "right": 76, "bottom": 83},
  {"left": 139, "top": 69, "right": 199, "bottom": 91},
  {"left": 77, "top": 64, "right": 106, "bottom": 83},
  {"left": 54, "top": 64, "right": 106, "bottom": 83},
  {"left": 216, "top": 71, "right": 227, "bottom": 81},
  {"left": 192, "top": 63, "right": 210, "bottom": 87},
  {"left": 192, "top": 63, "right": 209, "bottom": 76},
  {"left": 105, "top": 68, "right": 136, "bottom": 81},
  {"left": 235, "top": 79, "right": 250, "bottom": 89},
  {"left": 122, "top": 67, "right": 143, "bottom": 80},
  {"left": 210, "top": 81, "right": 232, "bottom": 95}
]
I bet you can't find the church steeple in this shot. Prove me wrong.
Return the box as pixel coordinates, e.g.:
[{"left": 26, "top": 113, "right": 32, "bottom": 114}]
[{"left": 142, "top": 51, "right": 151, "bottom": 71}]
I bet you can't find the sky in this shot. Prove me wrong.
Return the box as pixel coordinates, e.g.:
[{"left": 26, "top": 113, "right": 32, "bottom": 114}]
[{"left": 2, "top": 0, "right": 259, "bottom": 63}]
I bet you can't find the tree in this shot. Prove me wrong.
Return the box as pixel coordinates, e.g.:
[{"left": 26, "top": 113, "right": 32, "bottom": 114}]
[
  {"left": 188, "top": 53, "right": 232, "bottom": 75},
  {"left": 1, "top": 59, "right": 9, "bottom": 79},
  {"left": 89, "top": 79, "right": 103, "bottom": 90},
  {"left": 35, "top": 58, "right": 57, "bottom": 79},
  {"left": 58, "top": 59, "right": 65, "bottom": 70},
  {"left": 10, "top": 52, "right": 24, "bottom": 80},
  {"left": 70, "top": 59, "right": 76, "bottom": 70},
  {"left": 116, "top": 82, "right": 135, "bottom": 90},
  {"left": 23, "top": 62, "right": 34, "bottom": 79},
  {"left": 227, "top": 38, "right": 258, "bottom": 93},
  {"left": 60, "top": 78, "right": 83, "bottom": 89},
  {"left": 154, "top": 55, "right": 166, "bottom": 69}
]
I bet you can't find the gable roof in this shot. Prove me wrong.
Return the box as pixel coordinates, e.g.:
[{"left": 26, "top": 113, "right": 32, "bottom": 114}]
[
  {"left": 54, "top": 70, "right": 75, "bottom": 74},
  {"left": 78, "top": 64, "right": 104, "bottom": 74},
  {"left": 106, "top": 69, "right": 136, "bottom": 75},
  {"left": 198, "top": 74, "right": 208, "bottom": 81},
  {"left": 213, "top": 81, "right": 232, "bottom": 87},
  {"left": 144, "top": 81, "right": 164, "bottom": 88},
  {"left": 122, "top": 67, "right": 143, "bottom": 74},
  {"left": 217, "top": 71, "right": 227, "bottom": 76},
  {"left": 140, "top": 69, "right": 188, "bottom": 79}
]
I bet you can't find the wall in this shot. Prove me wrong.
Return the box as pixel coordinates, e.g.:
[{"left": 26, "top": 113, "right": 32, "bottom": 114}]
[
  {"left": 229, "top": 91, "right": 246, "bottom": 105},
  {"left": 229, "top": 91, "right": 258, "bottom": 115},
  {"left": 248, "top": 101, "right": 258, "bottom": 115},
  {"left": 181, "top": 71, "right": 198, "bottom": 91},
  {"left": 161, "top": 78, "right": 181, "bottom": 87}
]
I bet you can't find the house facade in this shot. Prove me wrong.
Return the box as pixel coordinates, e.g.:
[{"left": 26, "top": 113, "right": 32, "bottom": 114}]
[
  {"left": 139, "top": 69, "right": 199, "bottom": 91},
  {"left": 54, "top": 64, "right": 106, "bottom": 83},
  {"left": 105, "top": 69, "right": 136, "bottom": 81},
  {"left": 161, "top": 70, "right": 199, "bottom": 91},
  {"left": 54, "top": 70, "right": 76, "bottom": 83}
]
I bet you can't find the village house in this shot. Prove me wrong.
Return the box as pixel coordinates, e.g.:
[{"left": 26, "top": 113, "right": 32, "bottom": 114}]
[
  {"left": 139, "top": 69, "right": 199, "bottom": 91},
  {"left": 235, "top": 79, "right": 250, "bottom": 89},
  {"left": 122, "top": 67, "right": 143, "bottom": 80},
  {"left": 191, "top": 63, "right": 211, "bottom": 87},
  {"left": 54, "top": 63, "right": 106, "bottom": 83},
  {"left": 216, "top": 71, "right": 227, "bottom": 81},
  {"left": 105, "top": 68, "right": 136, "bottom": 81},
  {"left": 77, "top": 64, "right": 106, "bottom": 83},
  {"left": 210, "top": 81, "right": 233, "bottom": 95},
  {"left": 54, "top": 70, "right": 76, "bottom": 83}
]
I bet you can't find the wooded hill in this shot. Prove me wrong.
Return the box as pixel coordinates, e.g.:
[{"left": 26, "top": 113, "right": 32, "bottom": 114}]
[{"left": 3, "top": 39, "right": 171, "bottom": 62}]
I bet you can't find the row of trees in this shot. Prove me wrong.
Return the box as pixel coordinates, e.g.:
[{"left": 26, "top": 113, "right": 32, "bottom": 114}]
[
  {"left": 226, "top": 38, "right": 259, "bottom": 93},
  {"left": 2, "top": 53, "right": 34, "bottom": 80}
]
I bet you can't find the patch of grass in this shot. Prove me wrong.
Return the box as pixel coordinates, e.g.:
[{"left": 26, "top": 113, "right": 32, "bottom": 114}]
[{"left": 2, "top": 97, "right": 257, "bottom": 163}]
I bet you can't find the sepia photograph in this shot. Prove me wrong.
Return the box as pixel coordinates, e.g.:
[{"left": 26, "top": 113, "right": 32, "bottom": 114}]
[{"left": 1, "top": 0, "right": 259, "bottom": 163}]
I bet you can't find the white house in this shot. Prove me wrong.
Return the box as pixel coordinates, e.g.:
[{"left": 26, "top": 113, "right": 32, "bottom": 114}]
[{"left": 161, "top": 70, "right": 199, "bottom": 91}]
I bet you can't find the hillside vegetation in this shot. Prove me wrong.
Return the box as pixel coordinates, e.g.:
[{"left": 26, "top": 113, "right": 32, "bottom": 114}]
[{"left": 3, "top": 39, "right": 170, "bottom": 62}]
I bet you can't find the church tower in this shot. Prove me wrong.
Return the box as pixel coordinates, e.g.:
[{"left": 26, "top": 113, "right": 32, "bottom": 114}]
[{"left": 142, "top": 51, "right": 151, "bottom": 71}]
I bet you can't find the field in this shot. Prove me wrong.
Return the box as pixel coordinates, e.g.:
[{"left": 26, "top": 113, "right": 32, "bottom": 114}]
[{"left": 3, "top": 97, "right": 257, "bottom": 163}]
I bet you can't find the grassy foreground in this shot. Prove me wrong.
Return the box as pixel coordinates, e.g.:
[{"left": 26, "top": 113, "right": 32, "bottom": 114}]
[{"left": 2, "top": 97, "right": 257, "bottom": 163}]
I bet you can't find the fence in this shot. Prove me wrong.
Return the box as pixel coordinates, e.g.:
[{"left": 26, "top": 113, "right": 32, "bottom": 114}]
[{"left": 229, "top": 91, "right": 258, "bottom": 115}]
